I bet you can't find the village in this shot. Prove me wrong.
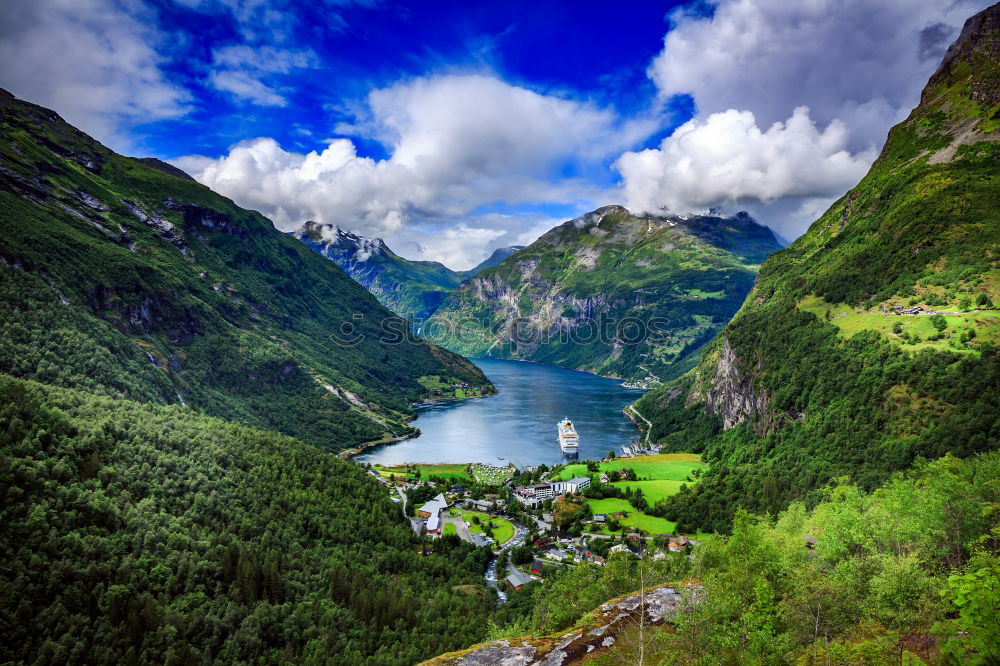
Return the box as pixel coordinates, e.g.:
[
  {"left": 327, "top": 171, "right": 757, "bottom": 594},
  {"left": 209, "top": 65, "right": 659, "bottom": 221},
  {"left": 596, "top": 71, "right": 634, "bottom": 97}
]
[{"left": 365, "top": 452, "right": 705, "bottom": 596}]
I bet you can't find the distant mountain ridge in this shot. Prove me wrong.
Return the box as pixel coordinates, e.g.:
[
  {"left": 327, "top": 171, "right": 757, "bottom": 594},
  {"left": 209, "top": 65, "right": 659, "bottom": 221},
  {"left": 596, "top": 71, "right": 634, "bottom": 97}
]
[
  {"left": 466, "top": 245, "right": 525, "bottom": 275},
  {"left": 424, "top": 205, "right": 782, "bottom": 383},
  {"left": 291, "top": 219, "right": 525, "bottom": 323},
  {"left": 632, "top": 2, "right": 1000, "bottom": 532}
]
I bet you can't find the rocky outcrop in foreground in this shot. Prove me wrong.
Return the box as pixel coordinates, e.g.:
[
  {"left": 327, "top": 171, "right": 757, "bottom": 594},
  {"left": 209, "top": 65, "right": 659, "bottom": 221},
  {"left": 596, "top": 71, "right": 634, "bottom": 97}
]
[{"left": 422, "top": 583, "right": 701, "bottom": 666}]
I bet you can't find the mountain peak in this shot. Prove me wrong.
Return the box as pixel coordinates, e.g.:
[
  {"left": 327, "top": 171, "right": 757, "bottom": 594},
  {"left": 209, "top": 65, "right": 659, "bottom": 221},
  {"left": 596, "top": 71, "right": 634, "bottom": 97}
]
[
  {"left": 294, "top": 220, "right": 389, "bottom": 260},
  {"left": 876, "top": 2, "right": 999, "bottom": 166},
  {"left": 925, "top": 2, "right": 1000, "bottom": 104},
  {"left": 464, "top": 245, "right": 526, "bottom": 275}
]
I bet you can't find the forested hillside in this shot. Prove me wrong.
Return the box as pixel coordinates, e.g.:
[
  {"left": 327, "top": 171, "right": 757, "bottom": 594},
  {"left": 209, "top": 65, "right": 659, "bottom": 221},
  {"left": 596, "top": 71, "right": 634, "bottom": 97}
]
[
  {"left": 426, "top": 206, "right": 781, "bottom": 383},
  {"left": 0, "top": 374, "right": 493, "bottom": 664},
  {"left": 632, "top": 3, "right": 1000, "bottom": 532},
  {"left": 0, "top": 89, "right": 493, "bottom": 453}
]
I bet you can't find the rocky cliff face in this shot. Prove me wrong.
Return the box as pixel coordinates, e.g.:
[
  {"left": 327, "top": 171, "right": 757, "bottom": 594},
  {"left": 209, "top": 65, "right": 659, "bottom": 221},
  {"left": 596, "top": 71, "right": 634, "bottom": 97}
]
[
  {"left": 688, "top": 339, "right": 764, "bottom": 429},
  {"left": 425, "top": 205, "right": 781, "bottom": 382}
]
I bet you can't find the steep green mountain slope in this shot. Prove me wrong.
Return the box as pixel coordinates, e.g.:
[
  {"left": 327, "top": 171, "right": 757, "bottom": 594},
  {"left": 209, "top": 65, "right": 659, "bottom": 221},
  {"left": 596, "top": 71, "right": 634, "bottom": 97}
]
[
  {"left": 0, "top": 374, "right": 493, "bottom": 664},
  {"left": 291, "top": 220, "right": 525, "bottom": 324},
  {"left": 425, "top": 206, "right": 781, "bottom": 383},
  {"left": 0, "top": 89, "right": 493, "bottom": 453},
  {"left": 633, "top": 3, "right": 1000, "bottom": 532}
]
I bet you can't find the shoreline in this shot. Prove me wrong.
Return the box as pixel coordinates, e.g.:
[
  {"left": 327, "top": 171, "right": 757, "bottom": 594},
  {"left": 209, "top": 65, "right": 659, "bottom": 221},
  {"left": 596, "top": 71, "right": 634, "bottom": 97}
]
[
  {"left": 339, "top": 431, "right": 420, "bottom": 460},
  {"left": 341, "top": 389, "right": 499, "bottom": 461}
]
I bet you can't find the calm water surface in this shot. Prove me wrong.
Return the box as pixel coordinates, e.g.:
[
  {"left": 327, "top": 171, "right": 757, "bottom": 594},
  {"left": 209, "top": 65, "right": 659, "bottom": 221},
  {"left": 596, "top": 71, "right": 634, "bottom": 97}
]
[{"left": 356, "top": 359, "right": 646, "bottom": 467}]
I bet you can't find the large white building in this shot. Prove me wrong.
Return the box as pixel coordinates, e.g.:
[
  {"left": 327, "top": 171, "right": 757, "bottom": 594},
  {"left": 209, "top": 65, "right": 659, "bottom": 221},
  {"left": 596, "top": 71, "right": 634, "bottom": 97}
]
[
  {"left": 513, "top": 476, "right": 590, "bottom": 504},
  {"left": 417, "top": 493, "right": 448, "bottom": 535}
]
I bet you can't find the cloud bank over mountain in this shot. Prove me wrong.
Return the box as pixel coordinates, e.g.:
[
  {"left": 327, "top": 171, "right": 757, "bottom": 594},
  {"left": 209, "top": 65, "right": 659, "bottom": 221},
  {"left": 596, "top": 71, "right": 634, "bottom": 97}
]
[
  {"left": 615, "top": 107, "right": 876, "bottom": 223},
  {"left": 616, "top": 0, "right": 989, "bottom": 239},
  {"left": 176, "top": 74, "right": 655, "bottom": 268}
]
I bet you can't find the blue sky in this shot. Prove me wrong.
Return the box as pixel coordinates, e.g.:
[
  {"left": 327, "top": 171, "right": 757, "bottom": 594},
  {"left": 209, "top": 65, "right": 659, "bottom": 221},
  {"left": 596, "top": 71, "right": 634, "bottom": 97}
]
[
  {"left": 144, "top": 0, "right": 692, "bottom": 161},
  {"left": 0, "top": 0, "right": 987, "bottom": 268}
]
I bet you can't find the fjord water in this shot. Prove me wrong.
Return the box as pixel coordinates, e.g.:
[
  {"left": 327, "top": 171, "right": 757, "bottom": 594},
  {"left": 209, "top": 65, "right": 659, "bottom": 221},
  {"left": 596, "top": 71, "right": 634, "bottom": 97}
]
[{"left": 356, "top": 358, "right": 646, "bottom": 467}]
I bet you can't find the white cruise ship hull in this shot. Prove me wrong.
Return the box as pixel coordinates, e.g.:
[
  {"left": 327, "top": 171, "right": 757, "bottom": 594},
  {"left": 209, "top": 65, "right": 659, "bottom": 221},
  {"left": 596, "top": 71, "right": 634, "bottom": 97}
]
[{"left": 557, "top": 418, "right": 579, "bottom": 452}]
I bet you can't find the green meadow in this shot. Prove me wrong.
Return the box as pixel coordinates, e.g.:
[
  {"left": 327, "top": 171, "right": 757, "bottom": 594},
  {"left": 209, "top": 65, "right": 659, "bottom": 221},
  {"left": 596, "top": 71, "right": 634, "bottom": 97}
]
[
  {"left": 374, "top": 463, "right": 471, "bottom": 482},
  {"left": 797, "top": 295, "right": 1000, "bottom": 353},
  {"left": 584, "top": 498, "right": 677, "bottom": 535},
  {"left": 555, "top": 453, "right": 706, "bottom": 482}
]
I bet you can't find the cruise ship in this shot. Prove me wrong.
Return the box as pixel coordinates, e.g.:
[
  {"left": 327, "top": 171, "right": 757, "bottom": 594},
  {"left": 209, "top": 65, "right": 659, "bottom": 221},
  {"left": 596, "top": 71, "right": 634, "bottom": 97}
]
[{"left": 557, "top": 417, "right": 579, "bottom": 452}]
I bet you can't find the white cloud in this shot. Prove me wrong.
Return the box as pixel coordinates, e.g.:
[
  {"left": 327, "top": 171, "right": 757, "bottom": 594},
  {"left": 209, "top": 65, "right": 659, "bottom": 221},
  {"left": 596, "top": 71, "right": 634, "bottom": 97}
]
[
  {"left": 212, "top": 44, "right": 318, "bottom": 73},
  {"left": 208, "top": 71, "right": 287, "bottom": 106},
  {"left": 176, "top": 74, "right": 657, "bottom": 267},
  {"left": 178, "top": 0, "right": 297, "bottom": 42},
  {"left": 618, "top": 0, "right": 991, "bottom": 239},
  {"left": 385, "top": 213, "right": 563, "bottom": 269},
  {"left": 207, "top": 44, "right": 319, "bottom": 106},
  {"left": 615, "top": 107, "right": 875, "bottom": 238},
  {"left": 0, "top": 0, "right": 190, "bottom": 151},
  {"left": 649, "top": 0, "right": 988, "bottom": 150}
]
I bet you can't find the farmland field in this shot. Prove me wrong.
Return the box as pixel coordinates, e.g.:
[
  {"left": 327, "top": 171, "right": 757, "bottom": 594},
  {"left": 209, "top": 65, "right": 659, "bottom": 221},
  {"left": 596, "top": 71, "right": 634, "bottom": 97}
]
[
  {"left": 585, "top": 498, "right": 634, "bottom": 514},
  {"left": 609, "top": 479, "right": 687, "bottom": 504},
  {"left": 797, "top": 295, "right": 1000, "bottom": 353},
  {"left": 556, "top": 453, "right": 706, "bottom": 482},
  {"left": 373, "top": 463, "right": 471, "bottom": 482},
  {"left": 584, "top": 498, "right": 677, "bottom": 535},
  {"left": 615, "top": 513, "right": 676, "bottom": 535}
]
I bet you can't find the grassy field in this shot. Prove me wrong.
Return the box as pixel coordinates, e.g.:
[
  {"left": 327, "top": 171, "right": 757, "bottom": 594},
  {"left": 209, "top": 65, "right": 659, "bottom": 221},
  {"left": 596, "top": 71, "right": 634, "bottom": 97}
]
[
  {"left": 584, "top": 498, "right": 677, "bottom": 535},
  {"left": 418, "top": 375, "right": 488, "bottom": 399},
  {"left": 585, "top": 498, "right": 634, "bottom": 514},
  {"left": 609, "top": 479, "right": 687, "bottom": 504},
  {"left": 555, "top": 453, "right": 706, "bottom": 482},
  {"left": 797, "top": 295, "right": 1000, "bottom": 352},
  {"left": 455, "top": 510, "right": 515, "bottom": 546},
  {"left": 442, "top": 522, "right": 457, "bottom": 537},
  {"left": 615, "top": 513, "right": 676, "bottom": 535},
  {"left": 373, "top": 463, "right": 470, "bottom": 482}
]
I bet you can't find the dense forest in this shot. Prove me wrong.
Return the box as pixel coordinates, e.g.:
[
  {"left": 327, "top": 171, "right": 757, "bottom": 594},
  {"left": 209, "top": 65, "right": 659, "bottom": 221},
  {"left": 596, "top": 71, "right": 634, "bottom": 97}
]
[
  {"left": 632, "top": 3, "right": 1000, "bottom": 533},
  {"left": 0, "top": 375, "right": 493, "bottom": 665}
]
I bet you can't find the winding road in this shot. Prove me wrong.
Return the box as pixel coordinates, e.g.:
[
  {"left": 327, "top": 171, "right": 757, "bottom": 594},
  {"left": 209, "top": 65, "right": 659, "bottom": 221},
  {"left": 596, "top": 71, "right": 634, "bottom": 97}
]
[
  {"left": 483, "top": 518, "right": 529, "bottom": 604},
  {"left": 625, "top": 404, "right": 653, "bottom": 447}
]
